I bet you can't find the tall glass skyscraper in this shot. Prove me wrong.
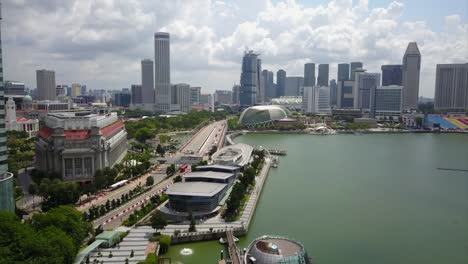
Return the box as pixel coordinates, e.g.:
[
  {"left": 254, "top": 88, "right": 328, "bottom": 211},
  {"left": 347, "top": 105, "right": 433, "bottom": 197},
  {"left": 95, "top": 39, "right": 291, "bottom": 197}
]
[
  {"left": 381, "top": 65, "right": 403, "bottom": 86},
  {"left": 337, "top": 63, "right": 350, "bottom": 81},
  {"left": 317, "top": 64, "right": 329, "bottom": 86},
  {"left": 141, "top": 59, "right": 155, "bottom": 104},
  {"left": 0, "top": 2, "right": 14, "bottom": 212},
  {"left": 276, "top": 69, "right": 286, "bottom": 97},
  {"left": 350, "top": 62, "right": 363, "bottom": 81},
  {"left": 154, "top": 32, "right": 171, "bottom": 112},
  {"left": 240, "top": 51, "right": 261, "bottom": 106},
  {"left": 304, "top": 63, "right": 316, "bottom": 87},
  {"left": 402, "top": 42, "right": 421, "bottom": 110}
]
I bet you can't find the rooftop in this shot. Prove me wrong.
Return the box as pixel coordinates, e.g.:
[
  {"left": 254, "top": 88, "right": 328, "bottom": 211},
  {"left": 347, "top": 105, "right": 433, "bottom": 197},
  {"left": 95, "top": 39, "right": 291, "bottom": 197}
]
[
  {"left": 184, "top": 171, "right": 234, "bottom": 180},
  {"left": 166, "top": 182, "right": 227, "bottom": 197},
  {"left": 196, "top": 164, "right": 240, "bottom": 171}
]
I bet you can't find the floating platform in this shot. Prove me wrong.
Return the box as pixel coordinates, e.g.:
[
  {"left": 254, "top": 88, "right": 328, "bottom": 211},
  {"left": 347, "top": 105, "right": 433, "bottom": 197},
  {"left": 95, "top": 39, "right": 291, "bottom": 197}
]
[{"left": 268, "top": 149, "right": 287, "bottom": 156}]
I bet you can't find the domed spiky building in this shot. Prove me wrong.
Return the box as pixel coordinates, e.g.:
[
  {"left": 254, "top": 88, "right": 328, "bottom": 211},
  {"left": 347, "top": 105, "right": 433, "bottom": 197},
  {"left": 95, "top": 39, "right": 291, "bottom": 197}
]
[{"left": 239, "top": 105, "right": 292, "bottom": 127}]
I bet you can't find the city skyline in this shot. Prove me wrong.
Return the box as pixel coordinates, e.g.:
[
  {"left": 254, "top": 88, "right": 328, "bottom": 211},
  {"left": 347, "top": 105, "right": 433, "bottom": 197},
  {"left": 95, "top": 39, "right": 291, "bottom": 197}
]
[{"left": 2, "top": 0, "right": 467, "bottom": 97}]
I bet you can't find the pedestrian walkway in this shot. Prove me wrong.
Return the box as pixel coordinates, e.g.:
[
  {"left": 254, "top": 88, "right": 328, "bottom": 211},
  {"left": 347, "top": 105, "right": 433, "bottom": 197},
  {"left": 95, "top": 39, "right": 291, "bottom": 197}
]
[{"left": 88, "top": 226, "right": 155, "bottom": 264}]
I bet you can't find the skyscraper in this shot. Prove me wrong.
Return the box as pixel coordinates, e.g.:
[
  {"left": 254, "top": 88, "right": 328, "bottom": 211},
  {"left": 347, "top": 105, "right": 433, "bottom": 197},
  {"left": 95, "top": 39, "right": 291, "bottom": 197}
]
[
  {"left": 154, "top": 32, "right": 171, "bottom": 112},
  {"left": 434, "top": 63, "right": 468, "bottom": 111},
  {"left": 276, "top": 69, "right": 286, "bottom": 97},
  {"left": 370, "top": 85, "right": 403, "bottom": 118},
  {"left": 354, "top": 72, "right": 381, "bottom": 110},
  {"left": 303, "top": 86, "right": 331, "bottom": 114},
  {"left": 131, "top": 84, "right": 143, "bottom": 104},
  {"left": 381, "top": 65, "right": 403, "bottom": 86},
  {"left": 304, "top": 63, "right": 316, "bottom": 87},
  {"left": 231, "top": 85, "right": 240, "bottom": 105},
  {"left": 0, "top": 2, "right": 14, "bottom": 212},
  {"left": 190, "top": 86, "right": 201, "bottom": 106},
  {"left": 240, "top": 50, "right": 261, "bottom": 106},
  {"left": 285, "top": 77, "right": 304, "bottom": 96},
  {"left": 36, "top": 69, "right": 56, "bottom": 100},
  {"left": 337, "top": 63, "right": 350, "bottom": 81},
  {"left": 141, "top": 59, "right": 155, "bottom": 104},
  {"left": 317, "top": 64, "right": 329, "bottom": 86},
  {"left": 172, "top": 84, "right": 191, "bottom": 113},
  {"left": 256, "top": 58, "right": 264, "bottom": 104},
  {"left": 337, "top": 80, "right": 355, "bottom": 108},
  {"left": 329, "top": 79, "right": 337, "bottom": 106},
  {"left": 262, "top": 70, "right": 275, "bottom": 101},
  {"left": 402, "top": 42, "right": 421, "bottom": 110},
  {"left": 350, "top": 62, "right": 363, "bottom": 81},
  {"left": 71, "top": 83, "right": 81, "bottom": 97}
]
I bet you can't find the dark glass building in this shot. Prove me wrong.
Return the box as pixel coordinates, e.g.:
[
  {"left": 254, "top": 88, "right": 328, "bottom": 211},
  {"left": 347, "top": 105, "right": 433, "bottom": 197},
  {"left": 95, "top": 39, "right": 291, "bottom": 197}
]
[
  {"left": 338, "top": 63, "right": 350, "bottom": 81},
  {"left": 381, "top": 65, "right": 403, "bottom": 86},
  {"left": 240, "top": 51, "right": 261, "bottom": 106},
  {"left": 276, "top": 69, "right": 286, "bottom": 97}
]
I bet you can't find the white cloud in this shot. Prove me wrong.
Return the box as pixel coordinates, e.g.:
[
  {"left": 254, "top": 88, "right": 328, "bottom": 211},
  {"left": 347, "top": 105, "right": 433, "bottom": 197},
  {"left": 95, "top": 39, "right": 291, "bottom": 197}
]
[{"left": 2, "top": 0, "right": 467, "bottom": 97}]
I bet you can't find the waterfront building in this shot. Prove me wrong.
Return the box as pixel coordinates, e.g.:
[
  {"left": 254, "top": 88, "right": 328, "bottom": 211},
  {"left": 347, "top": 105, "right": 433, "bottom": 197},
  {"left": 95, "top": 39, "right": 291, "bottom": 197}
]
[
  {"left": 244, "top": 235, "right": 311, "bottom": 264},
  {"left": 285, "top": 77, "right": 304, "bottom": 96},
  {"left": 190, "top": 86, "right": 201, "bottom": 106},
  {"left": 354, "top": 72, "right": 381, "bottom": 110},
  {"left": 304, "top": 63, "right": 316, "bottom": 87},
  {"left": 317, "top": 64, "right": 329, "bottom": 86},
  {"left": 0, "top": 4, "right": 14, "bottom": 212},
  {"left": 276, "top": 69, "right": 286, "bottom": 97},
  {"left": 211, "top": 143, "right": 253, "bottom": 168},
  {"left": 172, "top": 83, "right": 190, "bottom": 113},
  {"left": 36, "top": 112, "right": 127, "bottom": 181},
  {"left": 165, "top": 182, "right": 227, "bottom": 213},
  {"left": 36, "top": 69, "right": 56, "bottom": 100},
  {"left": 262, "top": 70, "right": 276, "bottom": 101},
  {"left": 72, "top": 83, "right": 82, "bottom": 97},
  {"left": 5, "top": 97, "right": 39, "bottom": 138},
  {"left": 381, "top": 65, "right": 403, "bottom": 86},
  {"left": 131, "top": 84, "right": 143, "bottom": 104},
  {"left": 4, "top": 81, "right": 25, "bottom": 95},
  {"left": 154, "top": 32, "right": 171, "bottom": 113},
  {"left": 434, "top": 63, "right": 468, "bottom": 111},
  {"left": 231, "top": 85, "right": 240, "bottom": 105},
  {"left": 370, "top": 85, "right": 403, "bottom": 118},
  {"left": 270, "top": 96, "right": 302, "bottom": 112},
  {"left": 330, "top": 79, "right": 337, "bottom": 106},
  {"left": 337, "top": 80, "right": 355, "bottom": 108},
  {"left": 239, "top": 105, "right": 291, "bottom": 127},
  {"left": 214, "top": 90, "right": 233, "bottom": 105},
  {"left": 303, "top": 86, "right": 331, "bottom": 114},
  {"left": 240, "top": 50, "right": 261, "bottom": 106},
  {"left": 195, "top": 165, "right": 241, "bottom": 176},
  {"left": 141, "top": 59, "right": 155, "bottom": 104},
  {"left": 350, "top": 62, "right": 363, "bottom": 81},
  {"left": 183, "top": 171, "right": 236, "bottom": 187},
  {"left": 338, "top": 63, "right": 350, "bottom": 81},
  {"left": 402, "top": 42, "right": 421, "bottom": 110}
]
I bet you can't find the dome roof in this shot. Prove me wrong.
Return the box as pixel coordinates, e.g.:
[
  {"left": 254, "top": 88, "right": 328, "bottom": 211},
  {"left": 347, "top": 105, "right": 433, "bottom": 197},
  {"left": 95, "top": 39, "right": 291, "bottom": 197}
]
[
  {"left": 23, "top": 95, "right": 32, "bottom": 102},
  {"left": 245, "top": 236, "right": 310, "bottom": 264},
  {"left": 239, "top": 105, "right": 290, "bottom": 126}
]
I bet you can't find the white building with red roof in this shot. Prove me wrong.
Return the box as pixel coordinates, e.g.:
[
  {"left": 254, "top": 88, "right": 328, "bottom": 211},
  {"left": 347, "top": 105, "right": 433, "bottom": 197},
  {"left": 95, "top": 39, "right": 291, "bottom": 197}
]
[
  {"left": 5, "top": 97, "right": 39, "bottom": 138},
  {"left": 36, "top": 111, "right": 127, "bottom": 182}
]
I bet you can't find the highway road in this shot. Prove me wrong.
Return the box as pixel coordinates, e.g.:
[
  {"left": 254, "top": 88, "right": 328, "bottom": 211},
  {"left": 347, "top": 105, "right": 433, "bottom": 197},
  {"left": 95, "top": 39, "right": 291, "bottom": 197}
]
[{"left": 179, "top": 120, "right": 227, "bottom": 156}]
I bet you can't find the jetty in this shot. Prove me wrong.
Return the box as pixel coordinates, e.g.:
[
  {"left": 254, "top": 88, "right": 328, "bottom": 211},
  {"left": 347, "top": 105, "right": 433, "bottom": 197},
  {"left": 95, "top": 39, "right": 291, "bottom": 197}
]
[{"left": 267, "top": 149, "right": 287, "bottom": 156}]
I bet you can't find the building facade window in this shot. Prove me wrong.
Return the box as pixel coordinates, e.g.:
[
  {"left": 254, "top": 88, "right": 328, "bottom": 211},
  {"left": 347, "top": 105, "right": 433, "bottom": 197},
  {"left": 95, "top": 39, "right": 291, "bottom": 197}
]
[
  {"left": 64, "top": 158, "right": 73, "bottom": 177},
  {"left": 74, "top": 158, "right": 82, "bottom": 177}
]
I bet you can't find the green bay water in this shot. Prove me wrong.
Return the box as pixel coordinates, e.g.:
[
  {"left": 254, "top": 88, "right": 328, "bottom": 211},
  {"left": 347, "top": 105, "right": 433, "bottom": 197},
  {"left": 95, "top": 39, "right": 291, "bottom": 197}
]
[{"left": 164, "top": 133, "right": 468, "bottom": 264}]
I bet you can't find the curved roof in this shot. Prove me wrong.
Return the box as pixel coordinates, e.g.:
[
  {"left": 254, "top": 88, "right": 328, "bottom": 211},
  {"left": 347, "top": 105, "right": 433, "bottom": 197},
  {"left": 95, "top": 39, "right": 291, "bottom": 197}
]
[
  {"left": 23, "top": 95, "right": 32, "bottom": 102},
  {"left": 245, "top": 235, "right": 310, "bottom": 264},
  {"left": 239, "top": 105, "right": 290, "bottom": 126}
]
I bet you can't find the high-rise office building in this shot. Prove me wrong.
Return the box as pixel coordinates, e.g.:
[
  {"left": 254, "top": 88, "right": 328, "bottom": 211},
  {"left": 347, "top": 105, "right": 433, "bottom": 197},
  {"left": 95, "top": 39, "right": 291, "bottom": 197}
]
[
  {"left": 285, "top": 77, "right": 304, "bottom": 96},
  {"left": 131, "top": 84, "right": 143, "bottom": 104},
  {"left": 231, "top": 85, "right": 240, "bottom": 105},
  {"left": 317, "top": 64, "right": 329, "bottom": 86},
  {"left": 214, "top": 90, "right": 233, "bottom": 105},
  {"left": 402, "top": 42, "right": 421, "bottom": 110},
  {"left": 71, "top": 83, "right": 82, "bottom": 97},
  {"left": 36, "top": 69, "right": 56, "bottom": 100},
  {"left": 434, "top": 63, "right": 468, "bottom": 111},
  {"left": 262, "top": 70, "right": 275, "bottom": 101},
  {"left": 276, "top": 69, "right": 286, "bottom": 97},
  {"left": 330, "top": 79, "right": 337, "bottom": 106},
  {"left": 172, "top": 84, "right": 191, "bottom": 113},
  {"left": 303, "top": 86, "right": 331, "bottom": 114},
  {"left": 114, "top": 91, "right": 131, "bottom": 107},
  {"left": 350, "top": 62, "right": 363, "bottom": 81},
  {"left": 240, "top": 50, "right": 261, "bottom": 106},
  {"left": 190, "top": 86, "right": 201, "bottom": 106},
  {"left": 338, "top": 63, "right": 350, "bottom": 81},
  {"left": 304, "top": 63, "right": 316, "bottom": 87},
  {"left": 354, "top": 72, "right": 381, "bottom": 110},
  {"left": 381, "top": 65, "right": 403, "bottom": 86},
  {"left": 141, "top": 59, "right": 155, "bottom": 104},
  {"left": 256, "top": 59, "right": 264, "bottom": 104},
  {"left": 154, "top": 32, "right": 171, "bottom": 112},
  {"left": 337, "top": 80, "right": 355, "bottom": 108},
  {"left": 81, "top": 85, "right": 87, "bottom": 96},
  {"left": 0, "top": 3, "right": 14, "bottom": 212},
  {"left": 370, "top": 85, "right": 403, "bottom": 118},
  {"left": 4, "top": 81, "right": 25, "bottom": 96}
]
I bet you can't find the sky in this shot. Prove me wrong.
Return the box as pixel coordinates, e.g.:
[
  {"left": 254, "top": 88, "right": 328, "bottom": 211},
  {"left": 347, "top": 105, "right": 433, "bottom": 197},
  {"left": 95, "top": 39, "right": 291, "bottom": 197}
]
[{"left": 2, "top": 0, "right": 468, "bottom": 97}]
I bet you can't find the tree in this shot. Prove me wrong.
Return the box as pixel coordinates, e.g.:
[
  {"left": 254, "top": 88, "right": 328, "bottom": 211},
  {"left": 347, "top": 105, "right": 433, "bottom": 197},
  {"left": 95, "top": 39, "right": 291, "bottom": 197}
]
[
  {"left": 188, "top": 212, "right": 196, "bottom": 232},
  {"left": 415, "top": 116, "right": 423, "bottom": 128},
  {"left": 158, "top": 235, "right": 172, "bottom": 254},
  {"left": 130, "top": 250, "right": 134, "bottom": 258},
  {"left": 150, "top": 212, "right": 167, "bottom": 231},
  {"left": 156, "top": 144, "right": 165, "bottom": 156},
  {"left": 173, "top": 175, "right": 182, "bottom": 183},
  {"left": 146, "top": 176, "right": 154, "bottom": 186}
]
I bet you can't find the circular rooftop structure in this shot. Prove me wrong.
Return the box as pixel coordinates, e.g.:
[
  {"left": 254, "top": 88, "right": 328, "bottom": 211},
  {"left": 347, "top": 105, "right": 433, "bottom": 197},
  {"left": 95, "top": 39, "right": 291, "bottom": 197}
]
[
  {"left": 239, "top": 105, "right": 291, "bottom": 126},
  {"left": 23, "top": 95, "right": 32, "bottom": 102},
  {"left": 245, "top": 235, "right": 311, "bottom": 264}
]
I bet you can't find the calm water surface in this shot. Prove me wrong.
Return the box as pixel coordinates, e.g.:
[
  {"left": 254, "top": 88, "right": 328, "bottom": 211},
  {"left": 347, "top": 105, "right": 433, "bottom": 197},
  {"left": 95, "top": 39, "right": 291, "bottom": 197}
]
[{"left": 164, "top": 133, "right": 468, "bottom": 264}]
